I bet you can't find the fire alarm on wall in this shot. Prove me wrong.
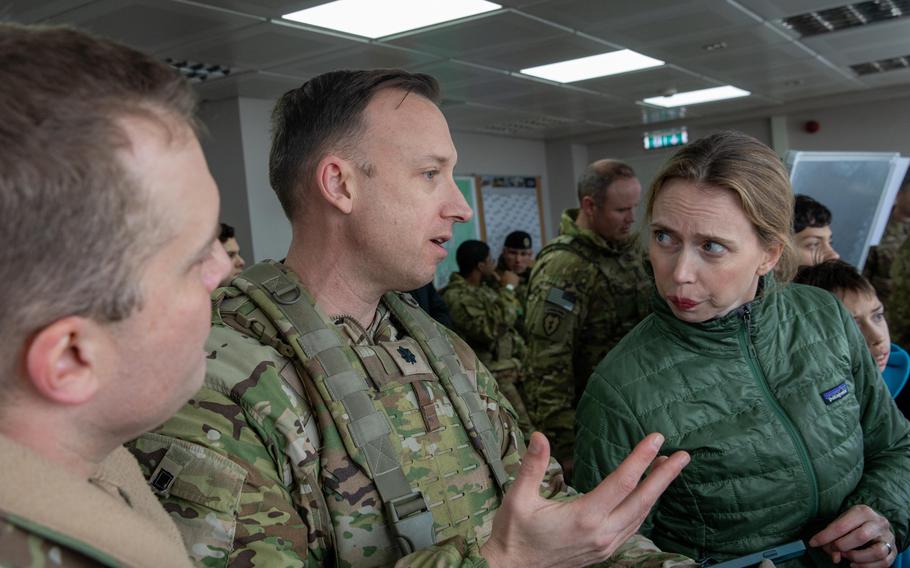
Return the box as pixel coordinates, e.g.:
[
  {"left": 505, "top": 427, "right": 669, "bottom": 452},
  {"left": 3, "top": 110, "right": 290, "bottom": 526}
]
[{"left": 804, "top": 120, "right": 820, "bottom": 134}]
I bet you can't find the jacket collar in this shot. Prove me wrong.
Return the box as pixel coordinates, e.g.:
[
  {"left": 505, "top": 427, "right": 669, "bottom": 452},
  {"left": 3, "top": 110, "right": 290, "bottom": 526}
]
[
  {"left": 0, "top": 434, "right": 192, "bottom": 567},
  {"left": 650, "top": 274, "right": 781, "bottom": 357},
  {"left": 559, "top": 208, "right": 639, "bottom": 255}
]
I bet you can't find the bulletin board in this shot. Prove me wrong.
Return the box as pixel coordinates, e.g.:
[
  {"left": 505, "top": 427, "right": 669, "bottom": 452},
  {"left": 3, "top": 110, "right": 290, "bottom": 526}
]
[
  {"left": 477, "top": 175, "right": 546, "bottom": 261},
  {"left": 787, "top": 151, "right": 910, "bottom": 269}
]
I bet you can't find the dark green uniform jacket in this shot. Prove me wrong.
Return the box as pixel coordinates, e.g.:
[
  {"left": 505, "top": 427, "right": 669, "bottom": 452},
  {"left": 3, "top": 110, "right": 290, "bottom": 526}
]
[{"left": 575, "top": 281, "right": 910, "bottom": 566}]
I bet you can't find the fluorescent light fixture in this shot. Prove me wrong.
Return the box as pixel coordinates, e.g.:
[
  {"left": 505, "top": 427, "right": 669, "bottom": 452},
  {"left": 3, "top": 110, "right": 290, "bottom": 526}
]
[
  {"left": 643, "top": 85, "right": 750, "bottom": 107},
  {"left": 520, "top": 50, "right": 664, "bottom": 83},
  {"left": 282, "top": 0, "right": 501, "bottom": 39}
]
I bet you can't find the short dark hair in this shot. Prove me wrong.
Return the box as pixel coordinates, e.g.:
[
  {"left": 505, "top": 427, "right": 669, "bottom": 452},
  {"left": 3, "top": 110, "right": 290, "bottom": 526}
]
[
  {"left": 577, "top": 159, "right": 636, "bottom": 206},
  {"left": 793, "top": 259, "right": 875, "bottom": 298},
  {"left": 0, "top": 24, "right": 196, "bottom": 360},
  {"left": 219, "top": 222, "right": 235, "bottom": 243},
  {"left": 456, "top": 240, "right": 490, "bottom": 276},
  {"left": 793, "top": 194, "right": 833, "bottom": 234},
  {"left": 269, "top": 69, "right": 440, "bottom": 221}
]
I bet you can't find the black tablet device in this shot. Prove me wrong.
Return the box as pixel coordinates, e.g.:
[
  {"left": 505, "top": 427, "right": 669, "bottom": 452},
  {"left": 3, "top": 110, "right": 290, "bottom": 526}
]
[{"left": 711, "top": 540, "right": 807, "bottom": 568}]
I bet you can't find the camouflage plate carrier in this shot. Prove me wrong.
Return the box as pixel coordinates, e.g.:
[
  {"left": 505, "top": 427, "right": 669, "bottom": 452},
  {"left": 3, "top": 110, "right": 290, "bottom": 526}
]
[{"left": 129, "top": 261, "right": 565, "bottom": 567}]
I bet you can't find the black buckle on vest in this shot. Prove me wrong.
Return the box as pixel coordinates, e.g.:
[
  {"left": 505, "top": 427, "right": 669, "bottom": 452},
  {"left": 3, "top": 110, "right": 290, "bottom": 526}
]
[
  {"left": 272, "top": 280, "right": 301, "bottom": 305},
  {"left": 385, "top": 491, "right": 434, "bottom": 555}
]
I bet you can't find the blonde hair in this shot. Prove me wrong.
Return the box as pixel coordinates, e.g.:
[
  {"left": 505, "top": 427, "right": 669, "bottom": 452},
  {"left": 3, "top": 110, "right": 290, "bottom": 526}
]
[{"left": 646, "top": 131, "right": 797, "bottom": 282}]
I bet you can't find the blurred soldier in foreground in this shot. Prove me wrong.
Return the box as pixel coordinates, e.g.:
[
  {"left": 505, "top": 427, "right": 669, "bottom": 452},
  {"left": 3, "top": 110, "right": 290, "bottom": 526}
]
[
  {"left": 0, "top": 24, "right": 229, "bottom": 567},
  {"left": 524, "top": 160, "right": 653, "bottom": 477},
  {"left": 443, "top": 239, "right": 534, "bottom": 436},
  {"left": 131, "top": 69, "right": 691, "bottom": 567}
]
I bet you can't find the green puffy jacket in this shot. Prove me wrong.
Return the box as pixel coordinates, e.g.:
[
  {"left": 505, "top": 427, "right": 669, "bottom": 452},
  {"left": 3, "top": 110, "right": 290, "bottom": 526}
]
[{"left": 575, "top": 280, "right": 910, "bottom": 566}]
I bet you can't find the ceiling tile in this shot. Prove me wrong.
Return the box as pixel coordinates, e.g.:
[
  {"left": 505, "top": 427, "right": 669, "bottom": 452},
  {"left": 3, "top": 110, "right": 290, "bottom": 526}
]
[
  {"left": 269, "top": 43, "right": 441, "bottom": 77},
  {"left": 44, "top": 0, "right": 257, "bottom": 53},
  {"left": 577, "top": 66, "right": 720, "bottom": 101},
  {"left": 384, "top": 11, "right": 563, "bottom": 59},
  {"left": 0, "top": 0, "right": 96, "bottom": 23},
  {"left": 158, "top": 21, "right": 355, "bottom": 69},
  {"left": 803, "top": 20, "right": 910, "bottom": 66},
  {"left": 461, "top": 32, "right": 611, "bottom": 72},
  {"left": 193, "top": 70, "right": 302, "bottom": 101}
]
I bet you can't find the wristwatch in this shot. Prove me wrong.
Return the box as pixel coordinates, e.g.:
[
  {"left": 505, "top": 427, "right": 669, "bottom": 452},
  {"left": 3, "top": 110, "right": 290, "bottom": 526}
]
[{"left": 505, "top": 283, "right": 515, "bottom": 291}]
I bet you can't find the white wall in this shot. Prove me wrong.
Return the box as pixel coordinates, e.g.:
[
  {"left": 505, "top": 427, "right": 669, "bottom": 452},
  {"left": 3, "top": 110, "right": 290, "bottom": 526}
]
[
  {"left": 237, "top": 98, "right": 291, "bottom": 262},
  {"left": 786, "top": 96, "right": 910, "bottom": 156}
]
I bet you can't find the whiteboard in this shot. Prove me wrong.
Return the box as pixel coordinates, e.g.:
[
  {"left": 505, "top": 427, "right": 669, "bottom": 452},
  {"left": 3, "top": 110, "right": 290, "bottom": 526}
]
[{"left": 787, "top": 151, "right": 910, "bottom": 269}]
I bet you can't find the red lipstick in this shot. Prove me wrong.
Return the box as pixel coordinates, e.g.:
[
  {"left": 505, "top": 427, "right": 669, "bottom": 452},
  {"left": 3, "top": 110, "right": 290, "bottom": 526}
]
[{"left": 667, "top": 295, "right": 699, "bottom": 310}]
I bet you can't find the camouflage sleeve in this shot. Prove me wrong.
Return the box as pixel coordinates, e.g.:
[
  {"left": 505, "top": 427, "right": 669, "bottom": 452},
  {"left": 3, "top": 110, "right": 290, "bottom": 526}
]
[
  {"left": 443, "top": 286, "right": 519, "bottom": 350},
  {"left": 129, "top": 324, "right": 327, "bottom": 567},
  {"left": 889, "top": 237, "right": 910, "bottom": 346},
  {"left": 523, "top": 252, "right": 595, "bottom": 465}
]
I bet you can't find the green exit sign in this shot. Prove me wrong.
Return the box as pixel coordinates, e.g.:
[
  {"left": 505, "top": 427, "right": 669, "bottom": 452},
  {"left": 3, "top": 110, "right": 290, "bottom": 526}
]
[{"left": 643, "top": 127, "right": 688, "bottom": 150}]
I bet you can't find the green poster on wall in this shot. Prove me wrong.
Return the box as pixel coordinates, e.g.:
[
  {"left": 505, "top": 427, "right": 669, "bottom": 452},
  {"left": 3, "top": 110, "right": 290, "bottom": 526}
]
[{"left": 434, "top": 176, "right": 480, "bottom": 289}]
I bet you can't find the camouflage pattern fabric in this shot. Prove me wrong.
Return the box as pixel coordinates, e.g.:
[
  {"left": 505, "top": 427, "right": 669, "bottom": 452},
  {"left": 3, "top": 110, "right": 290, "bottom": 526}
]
[
  {"left": 864, "top": 212, "right": 910, "bottom": 309},
  {"left": 441, "top": 273, "right": 535, "bottom": 437},
  {"left": 523, "top": 209, "right": 653, "bottom": 468},
  {"left": 889, "top": 236, "right": 910, "bottom": 347},
  {"left": 129, "top": 262, "right": 574, "bottom": 567},
  {"left": 0, "top": 518, "right": 104, "bottom": 567}
]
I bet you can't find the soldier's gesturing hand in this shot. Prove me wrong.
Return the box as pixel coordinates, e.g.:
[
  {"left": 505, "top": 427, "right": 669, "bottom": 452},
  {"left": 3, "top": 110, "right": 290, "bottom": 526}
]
[{"left": 481, "top": 432, "right": 689, "bottom": 568}]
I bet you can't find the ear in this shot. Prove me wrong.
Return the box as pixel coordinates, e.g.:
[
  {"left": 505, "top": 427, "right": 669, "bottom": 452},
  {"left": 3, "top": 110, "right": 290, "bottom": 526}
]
[
  {"left": 580, "top": 195, "right": 597, "bottom": 217},
  {"left": 315, "top": 154, "right": 356, "bottom": 215},
  {"left": 24, "top": 317, "right": 101, "bottom": 405},
  {"left": 757, "top": 242, "right": 784, "bottom": 276}
]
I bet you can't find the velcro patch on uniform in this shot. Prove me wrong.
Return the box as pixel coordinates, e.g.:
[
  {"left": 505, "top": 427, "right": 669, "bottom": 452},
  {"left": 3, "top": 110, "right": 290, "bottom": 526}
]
[
  {"left": 543, "top": 311, "right": 564, "bottom": 336},
  {"left": 545, "top": 287, "right": 576, "bottom": 312},
  {"left": 821, "top": 382, "right": 849, "bottom": 405}
]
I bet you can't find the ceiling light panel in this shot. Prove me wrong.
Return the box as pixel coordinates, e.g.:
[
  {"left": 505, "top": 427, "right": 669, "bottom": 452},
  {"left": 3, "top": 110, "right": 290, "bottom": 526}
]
[
  {"left": 282, "top": 0, "right": 501, "bottom": 39},
  {"left": 781, "top": 0, "right": 910, "bottom": 38},
  {"left": 642, "top": 86, "right": 750, "bottom": 107},
  {"left": 521, "top": 50, "right": 664, "bottom": 83}
]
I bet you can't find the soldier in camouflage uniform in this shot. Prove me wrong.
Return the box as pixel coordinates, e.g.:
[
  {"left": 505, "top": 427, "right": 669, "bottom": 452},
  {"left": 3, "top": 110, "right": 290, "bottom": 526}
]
[
  {"left": 0, "top": 24, "right": 229, "bottom": 567},
  {"left": 865, "top": 177, "right": 910, "bottom": 308},
  {"left": 442, "top": 240, "right": 534, "bottom": 437},
  {"left": 524, "top": 160, "right": 653, "bottom": 477},
  {"left": 496, "top": 230, "right": 534, "bottom": 307},
  {"left": 130, "top": 69, "right": 693, "bottom": 567}
]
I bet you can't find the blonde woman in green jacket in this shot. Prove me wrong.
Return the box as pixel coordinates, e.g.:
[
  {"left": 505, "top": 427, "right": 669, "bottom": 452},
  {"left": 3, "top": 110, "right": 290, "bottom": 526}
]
[{"left": 575, "top": 131, "right": 910, "bottom": 568}]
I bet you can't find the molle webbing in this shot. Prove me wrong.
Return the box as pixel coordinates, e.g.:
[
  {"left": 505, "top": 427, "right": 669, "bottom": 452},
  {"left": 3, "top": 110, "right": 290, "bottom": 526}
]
[
  {"left": 383, "top": 293, "right": 509, "bottom": 489},
  {"left": 231, "top": 262, "right": 506, "bottom": 555}
]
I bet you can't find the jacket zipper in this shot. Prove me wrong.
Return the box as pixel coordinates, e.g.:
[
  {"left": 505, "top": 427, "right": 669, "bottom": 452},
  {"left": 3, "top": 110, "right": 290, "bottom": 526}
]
[{"left": 738, "top": 304, "right": 819, "bottom": 520}]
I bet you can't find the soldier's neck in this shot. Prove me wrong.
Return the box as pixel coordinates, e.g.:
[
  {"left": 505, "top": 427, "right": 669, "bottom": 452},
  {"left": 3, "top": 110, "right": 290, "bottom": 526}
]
[
  {"left": 285, "top": 241, "right": 381, "bottom": 330},
  {"left": 466, "top": 270, "right": 483, "bottom": 286},
  {"left": 1, "top": 411, "right": 111, "bottom": 479}
]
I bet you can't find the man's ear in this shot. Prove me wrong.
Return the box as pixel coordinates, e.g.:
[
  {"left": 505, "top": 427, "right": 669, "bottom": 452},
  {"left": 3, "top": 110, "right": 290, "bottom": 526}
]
[
  {"left": 24, "top": 317, "right": 101, "bottom": 405},
  {"left": 580, "top": 195, "right": 597, "bottom": 218},
  {"left": 316, "top": 154, "right": 356, "bottom": 215}
]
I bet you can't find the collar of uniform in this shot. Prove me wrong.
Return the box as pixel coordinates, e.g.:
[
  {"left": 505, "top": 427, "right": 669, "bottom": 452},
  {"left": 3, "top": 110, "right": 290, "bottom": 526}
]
[
  {"left": 0, "top": 435, "right": 193, "bottom": 568},
  {"left": 560, "top": 208, "right": 639, "bottom": 255},
  {"left": 332, "top": 302, "right": 399, "bottom": 346}
]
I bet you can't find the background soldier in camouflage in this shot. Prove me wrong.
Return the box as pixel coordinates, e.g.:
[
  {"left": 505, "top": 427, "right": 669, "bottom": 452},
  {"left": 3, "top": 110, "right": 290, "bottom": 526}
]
[
  {"left": 497, "top": 230, "right": 535, "bottom": 310},
  {"left": 0, "top": 24, "right": 230, "bottom": 567},
  {"left": 865, "top": 175, "right": 910, "bottom": 308},
  {"left": 442, "top": 239, "right": 535, "bottom": 436},
  {"left": 131, "top": 69, "right": 692, "bottom": 567},
  {"left": 524, "top": 160, "right": 653, "bottom": 477}
]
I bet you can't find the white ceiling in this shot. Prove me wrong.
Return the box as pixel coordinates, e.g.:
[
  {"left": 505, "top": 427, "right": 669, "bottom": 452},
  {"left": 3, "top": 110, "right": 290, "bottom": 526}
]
[{"left": 4, "top": 0, "right": 910, "bottom": 141}]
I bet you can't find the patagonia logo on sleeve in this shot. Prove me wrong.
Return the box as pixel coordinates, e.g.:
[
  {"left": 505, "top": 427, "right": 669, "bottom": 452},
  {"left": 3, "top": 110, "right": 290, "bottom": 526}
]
[{"left": 821, "top": 382, "right": 849, "bottom": 405}]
